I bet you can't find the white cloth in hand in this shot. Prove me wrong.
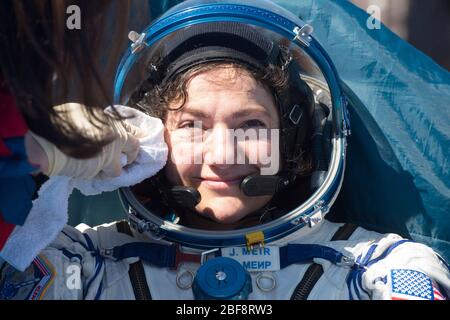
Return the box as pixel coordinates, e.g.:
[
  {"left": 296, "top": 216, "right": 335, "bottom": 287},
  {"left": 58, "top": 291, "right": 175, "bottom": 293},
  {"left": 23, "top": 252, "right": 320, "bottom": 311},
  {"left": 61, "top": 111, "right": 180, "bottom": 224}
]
[{"left": 0, "top": 106, "right": 168, "bottom": 271}]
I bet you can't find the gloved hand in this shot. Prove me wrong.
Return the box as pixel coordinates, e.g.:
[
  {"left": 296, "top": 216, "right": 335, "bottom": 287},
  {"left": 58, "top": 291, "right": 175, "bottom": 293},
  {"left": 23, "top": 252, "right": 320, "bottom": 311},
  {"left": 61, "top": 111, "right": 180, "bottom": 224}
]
[{"left": 28, "top": 103, "right": 144, "bottom": 179}]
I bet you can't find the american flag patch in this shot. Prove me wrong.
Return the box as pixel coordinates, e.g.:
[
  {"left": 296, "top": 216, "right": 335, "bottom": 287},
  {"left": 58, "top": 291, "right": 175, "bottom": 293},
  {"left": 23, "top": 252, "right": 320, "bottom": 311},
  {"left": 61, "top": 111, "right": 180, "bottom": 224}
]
[{"left": 391, "top": 269, "right": 446, "bottom": 300}]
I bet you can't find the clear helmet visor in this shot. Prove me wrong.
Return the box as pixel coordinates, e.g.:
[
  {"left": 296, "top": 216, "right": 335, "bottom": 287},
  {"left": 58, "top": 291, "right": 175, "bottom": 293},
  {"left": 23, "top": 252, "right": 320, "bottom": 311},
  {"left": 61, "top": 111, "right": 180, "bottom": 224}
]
[{"left": 115, "top": 0, "right": 350, "bottom": 248}]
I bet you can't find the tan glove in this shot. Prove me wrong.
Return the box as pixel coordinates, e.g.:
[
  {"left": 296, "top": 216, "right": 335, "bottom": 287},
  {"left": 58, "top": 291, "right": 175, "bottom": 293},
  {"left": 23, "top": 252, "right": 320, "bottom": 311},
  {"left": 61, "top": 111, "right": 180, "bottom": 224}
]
[{"left": 29, "top": 103, "right": 143, "bottom": 179}]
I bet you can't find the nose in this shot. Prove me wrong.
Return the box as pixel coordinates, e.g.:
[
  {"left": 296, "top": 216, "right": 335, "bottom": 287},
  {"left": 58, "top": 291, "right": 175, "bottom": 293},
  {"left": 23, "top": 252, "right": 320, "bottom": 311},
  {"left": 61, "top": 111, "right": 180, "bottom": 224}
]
[{"left": 203, "top": 124, "right": 235, "bottom": 168}]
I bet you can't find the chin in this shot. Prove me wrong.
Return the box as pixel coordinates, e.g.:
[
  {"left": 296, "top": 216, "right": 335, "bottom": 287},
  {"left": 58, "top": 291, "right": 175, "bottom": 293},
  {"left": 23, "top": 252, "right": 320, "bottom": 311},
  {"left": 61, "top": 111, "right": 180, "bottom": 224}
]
[
  {"left": 199, "top": 203, "right": 247, "bottom": 224},
  {"left": 211, "top": 212, "right": 246, "bottom": 224}
]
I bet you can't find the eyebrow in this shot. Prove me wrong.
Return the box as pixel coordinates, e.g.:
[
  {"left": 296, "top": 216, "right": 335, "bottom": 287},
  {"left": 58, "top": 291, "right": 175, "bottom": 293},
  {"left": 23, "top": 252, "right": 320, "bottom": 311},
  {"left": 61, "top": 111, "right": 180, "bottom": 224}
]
[
  {"left": 179, "top": 107, "right": 271, "bottom": 120},
  {"left": 231, "top": 108, "right": 271, "bottom": 120},
  {"left": 179, "top": 109, "right": 209, "bottom": 119}
]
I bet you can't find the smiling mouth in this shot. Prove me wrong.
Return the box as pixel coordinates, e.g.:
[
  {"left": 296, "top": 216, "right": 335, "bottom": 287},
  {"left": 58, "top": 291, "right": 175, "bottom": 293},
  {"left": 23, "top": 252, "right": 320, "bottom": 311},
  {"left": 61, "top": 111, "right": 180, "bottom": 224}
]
[
  {"left": 196, "top": 176, "right": 246, "bottom": 190},
  {"left": 202, "top": 177, "right": 243, "bottom": 182}
]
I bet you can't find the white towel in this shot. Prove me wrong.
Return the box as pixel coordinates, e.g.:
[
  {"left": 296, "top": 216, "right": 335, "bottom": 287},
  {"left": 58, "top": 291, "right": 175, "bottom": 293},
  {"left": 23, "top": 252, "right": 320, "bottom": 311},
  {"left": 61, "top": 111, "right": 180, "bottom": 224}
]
[{"left": 0, "top": 106, "right": 168, "bottom": 271}]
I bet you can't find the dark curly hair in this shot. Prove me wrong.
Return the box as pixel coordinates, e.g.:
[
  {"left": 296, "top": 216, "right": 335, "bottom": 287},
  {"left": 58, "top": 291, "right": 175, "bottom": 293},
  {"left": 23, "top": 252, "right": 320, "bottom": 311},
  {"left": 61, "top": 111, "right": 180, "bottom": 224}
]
[{"left": 130, "top": 61, "right": 287, "bottom": 119}]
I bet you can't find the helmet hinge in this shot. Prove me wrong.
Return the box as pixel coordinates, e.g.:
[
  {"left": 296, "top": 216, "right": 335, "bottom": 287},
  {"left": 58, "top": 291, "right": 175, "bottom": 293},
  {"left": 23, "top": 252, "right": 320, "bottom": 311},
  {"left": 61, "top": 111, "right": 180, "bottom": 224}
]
[
  {"left": 301, "top": 200, "right": 327, "bottom": 228},
  {"left": 128, "top": 31, "right": 147, "bottom": 54},
  {"left": 293, "top": 24, "right": 314, "bottom": 47}
]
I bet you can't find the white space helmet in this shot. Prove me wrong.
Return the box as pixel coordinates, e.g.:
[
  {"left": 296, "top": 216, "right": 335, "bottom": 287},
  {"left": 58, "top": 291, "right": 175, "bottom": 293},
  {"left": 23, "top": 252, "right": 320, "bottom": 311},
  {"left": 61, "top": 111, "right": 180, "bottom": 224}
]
[{"left": 115, "top": 0, "right": 351, "bottom": 249}]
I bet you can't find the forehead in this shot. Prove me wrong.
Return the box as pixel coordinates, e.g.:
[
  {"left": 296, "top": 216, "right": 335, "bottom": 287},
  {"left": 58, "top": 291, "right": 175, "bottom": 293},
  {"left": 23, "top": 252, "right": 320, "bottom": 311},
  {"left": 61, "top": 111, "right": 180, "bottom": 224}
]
[
  {"left": 189, "top": 67, "right": 259, "bottom": 91},
  {"left": 187, "top": 67, "right": 270, "bottom": 102},
  {"left": 169, "top": 66, "right": 279, "bottom": 120}
]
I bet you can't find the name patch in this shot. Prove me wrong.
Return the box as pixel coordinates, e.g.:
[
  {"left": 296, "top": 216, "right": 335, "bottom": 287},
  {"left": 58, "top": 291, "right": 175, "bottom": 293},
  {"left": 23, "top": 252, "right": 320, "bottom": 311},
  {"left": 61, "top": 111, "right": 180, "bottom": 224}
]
[{"left": 221, "top": 246, "right": 280, "bottom": 272}]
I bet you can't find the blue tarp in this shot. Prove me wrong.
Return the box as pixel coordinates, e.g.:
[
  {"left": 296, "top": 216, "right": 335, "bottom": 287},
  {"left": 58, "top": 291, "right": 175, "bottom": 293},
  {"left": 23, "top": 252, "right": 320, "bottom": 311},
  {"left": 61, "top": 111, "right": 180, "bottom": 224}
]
[
  {"left": 69, "top": 0, "right": 450, "bottom": 261},
  {"left": 282, "top": 0, "right": 450, "bottom": 261}
]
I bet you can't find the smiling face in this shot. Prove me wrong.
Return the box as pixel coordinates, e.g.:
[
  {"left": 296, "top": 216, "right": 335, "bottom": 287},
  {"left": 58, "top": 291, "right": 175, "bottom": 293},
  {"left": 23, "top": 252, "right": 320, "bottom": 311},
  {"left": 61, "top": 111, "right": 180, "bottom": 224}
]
[{"left": 164, "top": 65, "right": 280, "bottom": 224}]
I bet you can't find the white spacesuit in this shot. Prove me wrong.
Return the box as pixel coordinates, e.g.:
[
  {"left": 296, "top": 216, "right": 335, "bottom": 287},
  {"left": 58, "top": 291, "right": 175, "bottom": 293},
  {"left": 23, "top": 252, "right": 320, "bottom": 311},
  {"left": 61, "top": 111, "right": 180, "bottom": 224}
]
[
  {"left": 0, "top": 219, "right": 448, "bottom": 300},
  {"left": 1, "top": 0, "right": 449, "bottom": 301}
]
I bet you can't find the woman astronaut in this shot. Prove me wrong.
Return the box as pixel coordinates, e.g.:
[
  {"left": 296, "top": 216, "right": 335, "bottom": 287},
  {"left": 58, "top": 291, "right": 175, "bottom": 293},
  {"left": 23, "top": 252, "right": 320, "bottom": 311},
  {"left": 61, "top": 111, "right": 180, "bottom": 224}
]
[{"left": 1, "top": 0, "right": 449, "bottom": 300}]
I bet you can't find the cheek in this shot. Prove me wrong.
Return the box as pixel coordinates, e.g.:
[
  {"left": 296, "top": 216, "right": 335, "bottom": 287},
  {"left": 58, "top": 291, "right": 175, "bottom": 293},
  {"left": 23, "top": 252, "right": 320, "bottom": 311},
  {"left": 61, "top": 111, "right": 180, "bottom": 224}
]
[
  {"left": 166, "top": 130, "right": 203, "bottom": 165},
  {"left": 236, "top": 132, "right": 280, "bottom": 169},
  {"left": 164, "top": 162, "right": 197, "bottom": 187},
  {"left": 165, "top": 131, "right": 200, "bottom": 186}
]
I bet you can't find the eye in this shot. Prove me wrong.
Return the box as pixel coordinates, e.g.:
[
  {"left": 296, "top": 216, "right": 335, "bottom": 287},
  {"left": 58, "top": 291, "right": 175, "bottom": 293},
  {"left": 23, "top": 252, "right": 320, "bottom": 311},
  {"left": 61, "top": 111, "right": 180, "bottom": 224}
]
[
  {"left": 240, "top": 119, "right": 267, "bottom": 129},
  {"left": 178, "top": 121, "right": 196, "bottom": 129}
]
